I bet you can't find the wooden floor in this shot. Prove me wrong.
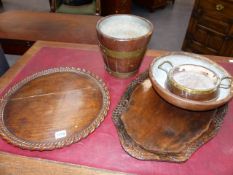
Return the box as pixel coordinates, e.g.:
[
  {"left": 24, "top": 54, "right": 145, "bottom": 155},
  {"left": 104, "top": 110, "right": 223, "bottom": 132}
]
[{"left": 0, "top": 151, "right": 130, "bottom": 175}]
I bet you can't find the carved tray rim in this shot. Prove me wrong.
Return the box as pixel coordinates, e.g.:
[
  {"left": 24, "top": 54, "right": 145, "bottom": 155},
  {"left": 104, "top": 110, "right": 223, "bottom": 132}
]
[
  {"left": 0, "top": 67, "right": 110, "bottom": 151},
  {"left": 112, "top": 71, "right": 227, "bottom": 162}
]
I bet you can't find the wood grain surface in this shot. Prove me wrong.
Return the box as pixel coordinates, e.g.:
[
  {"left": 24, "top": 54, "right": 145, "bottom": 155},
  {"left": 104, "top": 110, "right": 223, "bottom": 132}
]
[
  {"left": 0, "top": 11, "right": 101, "bottom": 54},
  {"left": 0, "top": 11, "right": 101, "bottom": 43},
  {"left": 0, "top": 151, "right": 130, "bottom": 175},
  {"left": 112, "top": 71, "right": 227, "bottom": 162},
  {"left": 122, "top": 79, "right": 215, "bottom": 154},
  {"left": 0, "top": 68, "right": 110, "bottom": 150}
]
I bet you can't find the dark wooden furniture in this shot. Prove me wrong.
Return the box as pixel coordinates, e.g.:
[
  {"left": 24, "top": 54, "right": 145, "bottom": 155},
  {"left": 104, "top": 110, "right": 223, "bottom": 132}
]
[
  {"left": 100, "top": 0, "right": 132, "bottom": 16},
  {"left": 182, "top": 0, "right": 233, "bottom": 57},
  {"left": 134, "top": 0, "right": 174, "bottom": 12},
  {"left": 0, "top": 11, "right": 101, "bottom": 55}
]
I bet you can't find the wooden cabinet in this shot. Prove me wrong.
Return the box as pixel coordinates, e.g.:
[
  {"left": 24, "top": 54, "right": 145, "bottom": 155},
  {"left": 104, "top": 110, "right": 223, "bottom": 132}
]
[
  {"left": 134, "top": 0, "right": 168, "bottom": 12},
  {"left": 182, "top": 0, "right": 233, "bottom": 57},
  {"left": 101, "top": 0, "right": 132, "bottom": 16}
]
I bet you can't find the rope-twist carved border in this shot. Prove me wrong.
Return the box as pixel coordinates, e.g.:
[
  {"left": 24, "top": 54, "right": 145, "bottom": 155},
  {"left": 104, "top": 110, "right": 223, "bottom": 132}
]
[{"left": 0, "top": 67, "right": 110, "bottom": 151}]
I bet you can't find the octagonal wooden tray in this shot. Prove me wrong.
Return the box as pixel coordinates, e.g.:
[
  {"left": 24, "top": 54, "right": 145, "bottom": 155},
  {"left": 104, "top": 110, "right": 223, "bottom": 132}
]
[
  {"left": 0, "top": 67, "right": 110, "bottom": 151},
  {"left": 112, "top": 71, "right": 227, "bottom": 162}
]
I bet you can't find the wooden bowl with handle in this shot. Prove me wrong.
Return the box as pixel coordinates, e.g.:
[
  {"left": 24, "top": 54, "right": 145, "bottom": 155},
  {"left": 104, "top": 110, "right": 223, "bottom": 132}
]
[{"left": 149, "top": 52, "right": 233, "bottom": 111}]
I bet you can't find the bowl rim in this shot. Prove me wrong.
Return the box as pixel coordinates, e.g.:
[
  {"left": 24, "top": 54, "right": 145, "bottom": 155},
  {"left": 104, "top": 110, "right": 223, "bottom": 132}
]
[
  {"left": 149, "top": 51, "right": 233, "bottom": 111},
  {"left": 96, "top": 14, "right": 154, "bottom": 41},
  {"left": 168, "top": 64, "right": 221, "bottom": 95}
]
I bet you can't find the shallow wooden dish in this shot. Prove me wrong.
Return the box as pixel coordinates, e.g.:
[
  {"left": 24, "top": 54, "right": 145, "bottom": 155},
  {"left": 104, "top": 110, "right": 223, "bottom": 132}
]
[
  {"left": 149, "top": 52, "right": 233, "bottom": 111},
  {"left": 113, "top": 71, "right": 227, "bottom": 162},
  {"left": 0, "top": 67, "right": 110, "bottom": 150}
]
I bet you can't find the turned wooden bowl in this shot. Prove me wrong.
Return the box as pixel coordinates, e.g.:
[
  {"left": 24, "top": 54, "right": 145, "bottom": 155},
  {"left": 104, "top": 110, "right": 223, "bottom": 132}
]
[{"left": 149, "top": 52, "right": 233, "bottom": 111}]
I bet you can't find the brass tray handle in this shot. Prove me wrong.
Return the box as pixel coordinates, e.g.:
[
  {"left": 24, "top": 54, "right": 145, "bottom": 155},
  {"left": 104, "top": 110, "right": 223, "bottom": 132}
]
[
  {"left": 219, "top": 77, "right": 232, "bottom": 89},
  {"left": 216, "top": 4, "right": 224, "bottom": 11},
  {"left": 158, "top": 61, "right": 174, "bottom": 74}
]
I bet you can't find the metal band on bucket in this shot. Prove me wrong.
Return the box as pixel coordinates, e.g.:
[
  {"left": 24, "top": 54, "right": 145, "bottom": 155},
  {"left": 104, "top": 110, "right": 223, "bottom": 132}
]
[{"left": 99, "top": 44, "right": 146, "bottom": 59}]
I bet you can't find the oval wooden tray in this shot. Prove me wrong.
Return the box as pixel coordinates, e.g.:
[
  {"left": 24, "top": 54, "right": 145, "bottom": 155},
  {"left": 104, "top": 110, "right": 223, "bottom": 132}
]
[
  {"left": 0, "top": 67, "right": 110, "bottom": 150},
  {"left": 113, "top": 71, "right": 227, "bottom": 162}
]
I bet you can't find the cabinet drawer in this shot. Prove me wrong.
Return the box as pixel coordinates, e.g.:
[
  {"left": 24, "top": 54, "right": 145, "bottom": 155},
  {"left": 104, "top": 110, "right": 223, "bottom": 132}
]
[
  {"left": 184, "top": 40, "right": 218, "bottom": 55},
  {"left": 197, "top": 15, "right": 231, "bottom": 34},
  {"left": 198, "top": 0, "right": 233, "bottom": 20},
  {"left": 191, "top": 25, "right": 225, "bottom": 50}
]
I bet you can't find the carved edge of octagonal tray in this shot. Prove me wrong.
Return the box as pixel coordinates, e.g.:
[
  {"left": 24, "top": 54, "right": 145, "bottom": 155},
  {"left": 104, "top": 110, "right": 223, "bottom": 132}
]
[
  {"left": 112, "top": 70, "right": 227, "bottom": 162},
  {"left": 0, "top": 67, "right": 110, "bottom": 151}
]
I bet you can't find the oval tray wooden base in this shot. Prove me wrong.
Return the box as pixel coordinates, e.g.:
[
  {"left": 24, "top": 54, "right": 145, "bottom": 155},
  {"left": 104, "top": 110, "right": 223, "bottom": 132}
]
[
  {"left": 0, "top": 67, "right": 110, "bottom": 151},
  {"left": 112, "top": 71, "right": 227, "bottom": 162}
]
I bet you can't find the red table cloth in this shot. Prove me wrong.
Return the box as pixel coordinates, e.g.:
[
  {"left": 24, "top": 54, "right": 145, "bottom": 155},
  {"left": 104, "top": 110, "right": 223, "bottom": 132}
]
[{"left": 0, "top": 47, "right": 233, "bottom": 175}]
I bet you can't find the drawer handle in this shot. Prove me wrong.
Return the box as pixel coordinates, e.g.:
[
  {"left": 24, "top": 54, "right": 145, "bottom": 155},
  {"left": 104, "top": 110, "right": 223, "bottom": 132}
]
[{"left": 216, "top": 4, "right": 224, "bottom": 11}]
